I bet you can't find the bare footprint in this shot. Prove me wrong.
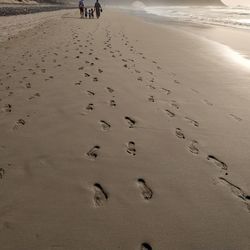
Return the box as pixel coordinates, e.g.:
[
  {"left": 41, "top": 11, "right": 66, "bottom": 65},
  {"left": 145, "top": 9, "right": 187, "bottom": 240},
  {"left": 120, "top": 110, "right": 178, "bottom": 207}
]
[
  {"left": 165, "top": 109, "right": 175, "bottom": 118},
  {"left": 188, "top": 140, "right": 199, "bottom": 155},
  {"left": 86, "top": 145, "right": 100, "bottom": 159},
  {"left": 110, "top": 100, "right": 116, "bottom": 107},
  {"left": 99, "top": 120, "right": 111, "bottom": 131},
  {"left": 86, "top": 103, "right": 94, "bottom": 111},
  {"left": 207, "top": 155, "right": 228, "bottom": 171},
  {"left": 107, "top": 87, "right": 114, "bottom": 93},
  {"left": 191, "top": 88, "right": 199, "bottom": 94},
  {"left": 230, "top": 114, "right": 242, "bottom": 122},
  {"left": 125, "top": 116, "right": 136, "bottom": 128},
  {"left": 86, "top": 90, "right": 95, "bottom": 96},
  {"left": 219, "top": 177, "right": 250, "bottom": 210},
  {"left": 137, "top": 178, "right": 153, "bottom": 200},
  {"left": 148, "top": 96, "right": 155, "bottom": 102},
  {"left": 93, "top": 183, "right": 108, "bottom": 207},
  {"left": 127, "top": 141, "right": 136, "bottom": 156},
  {"left": 0, "top": 168, "right": 5, "bottom": 179},
  {"left": 161, "top": 88, "right": 171, "bottom": 95},
  {"left": 2, "top": 104, "right": 12, "bottom": 112},
  {"left": 176, "top": 128, "right": 185, "bottom": 139},
  {"left": 185, "top": 117, "right": 199, "bottom": 127},
  {"left": 171, "top": 100, "right": 179, "bottom": 109},
  {"left": 26, "top": 82, "right": 31, "bottom": 88},
  {"left": 204, "top": 99, "right": 213, "bottom": 106},
  {"left": 141, "top": 242, "right": 152, "bottom": 250},
  {"left": 147, "top": 84, "right": 156, "bottom": 90},
  {"left": 13, "top": 119, "right": 26, "bottom": 130}
]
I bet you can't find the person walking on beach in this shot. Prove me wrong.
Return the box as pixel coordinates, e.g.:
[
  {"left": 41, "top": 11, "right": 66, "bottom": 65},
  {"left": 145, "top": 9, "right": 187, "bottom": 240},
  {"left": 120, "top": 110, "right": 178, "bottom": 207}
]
[
  {"left": 94, "top": 0, "right": 102, "bottom": 19},
  {"left": 79, "top": 0, "right": 84, "bottom": 18}
]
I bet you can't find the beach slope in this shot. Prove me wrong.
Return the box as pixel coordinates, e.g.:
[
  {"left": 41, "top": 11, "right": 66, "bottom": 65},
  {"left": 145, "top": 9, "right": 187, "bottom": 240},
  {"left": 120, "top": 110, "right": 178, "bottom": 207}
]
[{"left": 0, "top": 9, "right": 250, "bottom": 250}]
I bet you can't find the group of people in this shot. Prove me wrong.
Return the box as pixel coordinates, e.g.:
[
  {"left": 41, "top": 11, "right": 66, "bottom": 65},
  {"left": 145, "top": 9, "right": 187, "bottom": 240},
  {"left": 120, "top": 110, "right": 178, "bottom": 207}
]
[{"left": 79, "top": 0, "right": 102, "bottom": 19}]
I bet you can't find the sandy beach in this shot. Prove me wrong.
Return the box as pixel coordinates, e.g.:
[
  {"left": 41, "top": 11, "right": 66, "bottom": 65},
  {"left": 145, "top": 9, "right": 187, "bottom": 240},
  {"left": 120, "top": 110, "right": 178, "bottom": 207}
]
[{"left": 0, "top": 8, "right": 250, "bottom": 250}]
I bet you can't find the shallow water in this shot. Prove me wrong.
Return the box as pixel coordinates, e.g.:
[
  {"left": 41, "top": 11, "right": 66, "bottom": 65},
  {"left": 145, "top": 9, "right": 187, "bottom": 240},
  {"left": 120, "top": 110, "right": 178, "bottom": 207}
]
[{"left": 115, "top": 4, "right": 250, "bottom": 30}]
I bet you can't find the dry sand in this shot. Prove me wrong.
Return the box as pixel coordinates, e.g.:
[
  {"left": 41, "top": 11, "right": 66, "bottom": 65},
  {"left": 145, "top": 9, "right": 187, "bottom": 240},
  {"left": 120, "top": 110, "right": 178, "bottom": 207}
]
[{"left": 0, "top": 8, "right": 250, "bottom": 250}]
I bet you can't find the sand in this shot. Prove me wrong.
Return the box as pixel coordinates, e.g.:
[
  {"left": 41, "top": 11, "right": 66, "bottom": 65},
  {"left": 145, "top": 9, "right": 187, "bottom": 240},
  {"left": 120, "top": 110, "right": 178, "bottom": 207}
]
[{"left": 0, "top": 8, "right": 250, "bottom": 250}]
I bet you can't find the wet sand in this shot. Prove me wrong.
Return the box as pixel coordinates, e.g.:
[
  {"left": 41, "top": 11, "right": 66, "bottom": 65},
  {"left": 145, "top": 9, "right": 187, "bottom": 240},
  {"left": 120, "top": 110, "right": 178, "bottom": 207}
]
[{"left": 0, "top": 9, "right": 250, "bottom": 250}]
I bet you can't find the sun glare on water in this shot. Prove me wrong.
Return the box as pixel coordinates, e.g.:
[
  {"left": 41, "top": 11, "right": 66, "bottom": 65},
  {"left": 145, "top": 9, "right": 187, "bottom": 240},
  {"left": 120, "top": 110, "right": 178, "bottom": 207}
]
[{"left": 222, "top": 44, "right": 250, "bottom": 69}]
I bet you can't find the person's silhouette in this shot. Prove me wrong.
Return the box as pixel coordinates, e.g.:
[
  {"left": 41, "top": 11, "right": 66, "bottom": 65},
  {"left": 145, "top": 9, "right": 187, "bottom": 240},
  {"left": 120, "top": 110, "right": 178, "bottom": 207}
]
[{"left": 94, "top": 0, "right": 102, "bottom": 19}]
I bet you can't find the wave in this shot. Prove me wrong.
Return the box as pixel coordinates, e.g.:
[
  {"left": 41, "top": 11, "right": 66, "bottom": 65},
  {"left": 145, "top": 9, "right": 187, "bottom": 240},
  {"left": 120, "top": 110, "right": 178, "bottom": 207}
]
[{"left": 125, "top": 3, "right": 250, "bottom": 30}]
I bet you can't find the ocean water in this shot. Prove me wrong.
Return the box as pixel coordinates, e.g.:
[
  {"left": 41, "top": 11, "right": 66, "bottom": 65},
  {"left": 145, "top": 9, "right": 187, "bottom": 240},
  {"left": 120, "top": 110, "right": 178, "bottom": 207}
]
[{"left": 126, "top": 3, "right": 250, "bottom": 30}]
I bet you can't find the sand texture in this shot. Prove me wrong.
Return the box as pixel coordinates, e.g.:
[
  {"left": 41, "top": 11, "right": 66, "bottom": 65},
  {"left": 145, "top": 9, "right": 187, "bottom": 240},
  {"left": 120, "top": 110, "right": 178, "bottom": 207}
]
[{"left": 0, "top": 9, "right": 250, "bottom": 250}]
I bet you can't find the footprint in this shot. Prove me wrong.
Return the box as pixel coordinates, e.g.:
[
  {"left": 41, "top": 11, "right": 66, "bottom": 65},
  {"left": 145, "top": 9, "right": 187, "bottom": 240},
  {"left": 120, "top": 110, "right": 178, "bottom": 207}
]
[
  {"left": 110, "top": 100, "right": 116, "bottom": 107},
  {"left": 86, "top": 90, "right": 95, "bottom": 96},
  {"left": 207, "top": 155, "right": 228, "bottom": 171},
  {"left": 127, "top": 141, "right": 136, "bottom": 156},
  {"left": 13, "top": 119, "right": 26, "bottom": 130},
  {"left": 219, "top": 177, "right": 250, "bottom": 208},
  {"left": 86, "top": 103, "right": 94, "bottom": 111},
  {"left": 107, "top": 87, "right": 114, "bottom": 93},
  {"left": 98, "top": 69, "right": 103, "bottom": 73},
  {"left": 141, "top": 242, "right": 152, "bottom": 250},
  {"left": 188, "top": 140, "right": 199, "bottom": 155},
  {"left": 125, "top": 116, "right": 136, "bottom": 128},
  {"left": 171, "top": 100, "right": 179, "bottom": 109},
  {"left": 175, "top": 128, "right": 185, "bottom": 139},
  {"left": 93, "top": 183, "right": 108, "bottom": 207},
  {"left": 84, "top": 73, "right": 90, "bottom": 77},
  {"left": 137, "top": 178, "right": 153, "bottom": 200},
  {"left": 148, "top": 96, "right": 155, "bottom": 102},
  {"left": 191, "top": 88, "right": 199, "bottom": 94},
  {"left": 75, "top": 80, "right": 82, "bottom": 85},
  {"left": 147, "top": 84, "right": 156, "bottom": 90},
  {"left": 161, "top": 88, "right": 171, "bottom": 95},
  {"left": 230, "top": 114, "right": 242, "bottom": 122},
  {"left": 204, "top": 99, "right": 213, "bottom": 106},
  {"left": 0, "top": 168, "right": 5, "bottom": 179},
  {"left": 93, "top": 77, "right": 98, "bottom": 82},
  {"left": 2, "top": 104, "right": 12, "bottom": 112},
  {"left": 185, "top": 117, "right": 199, "bottom": 127},
  {"left": 26, "top": 82, "right": 31, "bottom": 88},
  {"left": 86, "top": 145, "right": 100, "bottom": 159},
  {"left": 165, "top": 109, "right": 175, "bottom": 118},
  {"left": 99, "top": 120, "right": 111, "bottom": 131}
]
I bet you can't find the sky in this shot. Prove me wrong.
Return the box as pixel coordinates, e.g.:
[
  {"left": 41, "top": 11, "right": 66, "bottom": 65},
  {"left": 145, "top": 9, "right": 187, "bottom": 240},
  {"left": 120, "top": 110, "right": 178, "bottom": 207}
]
[{"left": 222, "top": 0, "right": 250, "bottom": 6}]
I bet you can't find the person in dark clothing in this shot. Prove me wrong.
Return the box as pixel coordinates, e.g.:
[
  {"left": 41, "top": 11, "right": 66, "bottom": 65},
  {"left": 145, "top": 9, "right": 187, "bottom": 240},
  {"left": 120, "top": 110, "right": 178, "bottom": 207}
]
[
  {"left": 94, "top": 0, "right": 102, "bottom": 19},
  {"left": 91, "top": 8, "right": 94, "bottom": 18},
  {"left": 79, "top": 0, "right": 84, "bottom": 18},
  {"left": 85, "top": 7, "right": 88, "bottom": 18}
]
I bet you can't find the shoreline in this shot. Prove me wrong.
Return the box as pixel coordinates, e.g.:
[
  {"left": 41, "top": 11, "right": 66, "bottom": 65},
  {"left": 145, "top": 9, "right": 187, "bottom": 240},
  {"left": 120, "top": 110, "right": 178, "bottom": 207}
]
[{"left": 116, "top": 7, "right": 250, "bottom": 61}]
